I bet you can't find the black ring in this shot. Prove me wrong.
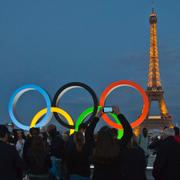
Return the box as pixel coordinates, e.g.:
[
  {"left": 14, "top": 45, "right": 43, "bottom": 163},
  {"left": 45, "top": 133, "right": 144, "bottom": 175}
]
[{"left": 52, "top": 82, "right": 99, "bottom": 129}]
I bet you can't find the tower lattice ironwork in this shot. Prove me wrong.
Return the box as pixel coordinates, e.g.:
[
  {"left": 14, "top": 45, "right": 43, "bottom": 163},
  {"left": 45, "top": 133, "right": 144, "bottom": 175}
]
[{"left": 135, "top": 9, "right": 173, "bottom": 135}]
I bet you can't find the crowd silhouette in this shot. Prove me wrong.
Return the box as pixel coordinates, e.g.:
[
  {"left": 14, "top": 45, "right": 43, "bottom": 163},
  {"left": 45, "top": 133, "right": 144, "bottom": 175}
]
[{"left": 0, "top": 106, "right": 180, "bottom": 180}]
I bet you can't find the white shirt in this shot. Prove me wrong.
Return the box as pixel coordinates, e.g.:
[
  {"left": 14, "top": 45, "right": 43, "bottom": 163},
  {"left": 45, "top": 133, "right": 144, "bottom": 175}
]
[{"left": 16, "top": 139, "right": 25, "bottom": 158}]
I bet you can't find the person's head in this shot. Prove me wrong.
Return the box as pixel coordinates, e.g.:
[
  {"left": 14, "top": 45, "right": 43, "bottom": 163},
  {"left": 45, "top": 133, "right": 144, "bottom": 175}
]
[
  {"left": 93, "top": 126, "right": 120, "bottom": 162},
  {"left": 47, "top": 124, "right": 58, "bottom": 138},
  {"left": 74, "top": 132, "right": 85, "bottom": 151},
  {"left": 78, "top": 123, "right": 87, "bottom": 134},
  {"left": 174, "top": 127, "right": 180, "bottom": 136},
  {"left": 17, "top": 130, "right": 23, "bottom": 139},
  {"left": 0, "top": 125, "right": 9, "bottom": 143},
  {"left": 162, "top": 128, "right": 175, "bottom": 140},
  {"left": 29, "top": 127, "right": 40, "bottom": 137},
  {"left": 142, "top": 128, "right": 148, "bottom": 137}
]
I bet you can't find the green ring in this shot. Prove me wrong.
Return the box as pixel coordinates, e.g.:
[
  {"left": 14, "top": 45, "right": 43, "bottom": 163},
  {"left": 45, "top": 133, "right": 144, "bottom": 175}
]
[{"left": 75, "top": 106, "right": 124, "bottom": 140}]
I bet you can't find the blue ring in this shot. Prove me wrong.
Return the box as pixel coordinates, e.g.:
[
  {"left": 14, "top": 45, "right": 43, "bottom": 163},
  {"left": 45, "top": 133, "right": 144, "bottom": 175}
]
[{"left": 8, "top": 84, "right": 51, "bottom": 131}]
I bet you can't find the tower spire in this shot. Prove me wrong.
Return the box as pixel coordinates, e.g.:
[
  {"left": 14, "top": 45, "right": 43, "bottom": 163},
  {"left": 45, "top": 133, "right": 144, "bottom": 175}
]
[
  {"left": 148, "top": 8, "right": 160, "bottom": 89},
  {"left": 146, "top": 8, "right": 172, "bottom": 122}
]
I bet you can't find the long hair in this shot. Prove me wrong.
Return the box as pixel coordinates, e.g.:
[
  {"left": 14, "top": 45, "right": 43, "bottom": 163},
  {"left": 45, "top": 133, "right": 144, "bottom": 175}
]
[
  {"left": 31, "top": 136, "right": 46, "bottom": 154},
  {"left": 30, "top": 136, "right": 48, "bottom": 168},
  {"left": 73, "top": 132, "right": 85, "bottom": 152},
  {"left": 93, "top": 126, "right": 120, "bottom": 163}
]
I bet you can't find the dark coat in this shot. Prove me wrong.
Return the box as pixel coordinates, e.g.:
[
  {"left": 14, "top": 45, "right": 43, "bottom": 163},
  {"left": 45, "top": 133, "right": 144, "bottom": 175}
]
[
  {"left": 26, "top": 150, "right": 51, "bottom": 175},
  {"left": 93, "top": 159, "right": 120, "bottom": 180},
  {"left": 23, "top": 136, "right": 32, "bottom": 162},
  {"left": 50, "top": 134, "right": 65, "bottom": 159},
  {"left": 153, "top": 136, "right": 180, "bottom": 180},
  {"left": 120, "top": 146, "right": 147, "bottom": 180},
  {"left": 65, "top": 142, "right": 91, "bottom": 177},
  {"left": 0, "top": 141, "right": 24, "bottom": 180}
]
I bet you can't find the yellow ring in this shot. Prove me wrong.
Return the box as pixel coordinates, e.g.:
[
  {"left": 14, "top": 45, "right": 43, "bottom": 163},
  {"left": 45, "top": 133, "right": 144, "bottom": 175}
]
[{"left": 30, "top": 107, "right": 75, "bottom": 135}]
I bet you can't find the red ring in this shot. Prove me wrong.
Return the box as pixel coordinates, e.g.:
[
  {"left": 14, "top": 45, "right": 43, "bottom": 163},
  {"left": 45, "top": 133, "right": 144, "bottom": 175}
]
[{"left": 99, "top": 80, "right": 149, "bottom": 130}]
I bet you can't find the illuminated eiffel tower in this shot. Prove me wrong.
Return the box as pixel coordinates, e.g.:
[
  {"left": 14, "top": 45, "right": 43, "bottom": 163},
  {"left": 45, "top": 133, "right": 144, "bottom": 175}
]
[{"left": 135, "top": 9, "right": 173, "bottom": 135}]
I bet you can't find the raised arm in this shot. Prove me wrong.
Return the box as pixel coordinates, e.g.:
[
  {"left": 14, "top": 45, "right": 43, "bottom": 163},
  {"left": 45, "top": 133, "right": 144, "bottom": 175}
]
[
  {"left": 85, "top": 117, "right": 99, "bottom": 143},
  {"left": 117, "top": 113, "right": 133, "bottom": 146},
  {"left": 85, "top": 110, "right": 102, "bottom": 143},
  {"left": 112, "top": 106, "right": 133, "bottom": 146}
]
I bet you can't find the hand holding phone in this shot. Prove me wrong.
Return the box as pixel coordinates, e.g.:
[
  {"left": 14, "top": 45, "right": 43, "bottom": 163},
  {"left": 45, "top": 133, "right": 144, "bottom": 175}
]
[{"left": 112, "top": 106, "right": 120, "bottom": 115}]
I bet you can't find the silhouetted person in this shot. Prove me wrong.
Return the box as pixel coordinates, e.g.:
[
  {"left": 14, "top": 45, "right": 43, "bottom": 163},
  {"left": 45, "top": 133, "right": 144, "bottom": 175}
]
[
  {"left": 65, "top": 132, "right": 91, "bottom": 179},
  {"left": 26, "top": 136, "right": 51, "bottom": 180},
  {"left": 47, "top": 124, "right": 65, "bottom": 159},
  {"left": 153, "top": 128, "right": 180, "bottom": 180},
  {"left": 16, "top": 130, "right": 25, "bottom": 158},
  {"left": 64, "top": 110, "right": 102, "bottom": 180},
  {"left": 23, "top": 127, "right": 40, "bottom": 162},
  {"left": 148, "top": 135, "right": 163, "bottom": 155},
  {"left": 47, "top": 124, "right": 65, "bottom": 180},
  {"left": 92, "top": 106, "right": 133, "bottom": 180},
  {"left": 138, "top": 127, "right": 149, "bottom": 158},
  {"left": 0, "top": 125, "right": 24, "bottom": 180},
  {"left": 120, "top": 134, "right": 147, "bottom": 180}
]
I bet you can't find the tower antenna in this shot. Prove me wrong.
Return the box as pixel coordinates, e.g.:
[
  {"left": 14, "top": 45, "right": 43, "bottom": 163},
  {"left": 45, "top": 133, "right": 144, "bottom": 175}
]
[{"left": 152, "top": 0, "right": 155, "bottom": 12}]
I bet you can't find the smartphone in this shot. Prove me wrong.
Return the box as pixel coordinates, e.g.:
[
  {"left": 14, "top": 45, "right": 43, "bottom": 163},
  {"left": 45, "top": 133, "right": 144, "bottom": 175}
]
[{"left": 103, "top": 106, "right": 113, "bottom": 113}]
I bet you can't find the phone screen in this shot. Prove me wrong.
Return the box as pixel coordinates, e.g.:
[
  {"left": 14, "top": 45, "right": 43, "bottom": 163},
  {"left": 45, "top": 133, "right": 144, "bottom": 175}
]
[{"left": 103, "top": 107, "right": 113, "bottom": 113}]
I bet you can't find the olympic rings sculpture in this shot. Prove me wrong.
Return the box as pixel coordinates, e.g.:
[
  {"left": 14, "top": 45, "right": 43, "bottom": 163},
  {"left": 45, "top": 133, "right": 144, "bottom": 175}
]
[{"left": 8, "top": 80, "right": 149, "bottom": 138}]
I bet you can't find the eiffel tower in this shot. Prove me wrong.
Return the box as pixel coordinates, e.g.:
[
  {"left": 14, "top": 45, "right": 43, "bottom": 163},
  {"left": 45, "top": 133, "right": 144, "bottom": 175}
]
[{"left": 135, "top": 9, "right": 173, "bottom": 135}]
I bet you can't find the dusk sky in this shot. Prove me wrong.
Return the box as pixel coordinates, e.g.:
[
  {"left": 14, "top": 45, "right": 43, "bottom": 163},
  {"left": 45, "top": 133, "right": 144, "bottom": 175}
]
[{"left": 0, "top": 0, "right": 180, "bottom": 130}]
